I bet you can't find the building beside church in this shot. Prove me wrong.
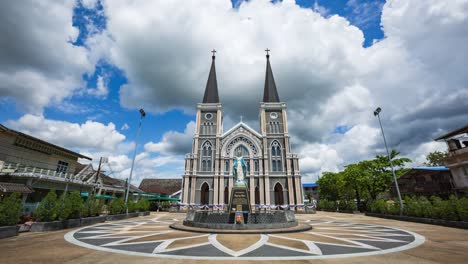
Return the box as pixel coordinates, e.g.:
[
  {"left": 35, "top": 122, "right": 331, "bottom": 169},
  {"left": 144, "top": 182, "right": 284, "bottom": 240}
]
[
  {"left": 435, "top": 124, "right": 468, "bottom": 195},
  {"left": 181, "top": 52, "right": 303, "bottom": 209}
]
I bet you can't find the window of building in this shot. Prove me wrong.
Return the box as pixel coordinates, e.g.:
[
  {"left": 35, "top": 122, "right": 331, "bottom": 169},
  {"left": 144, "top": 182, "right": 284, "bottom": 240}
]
[
  {"left": 225, "top": 160, "right": 229, "bottom": 172},
  {"left": 56, "top": 160, "right": 69, "bottom": 173},
  {"left": 254, "top": 160, "right": 259, "bottom": 172},
  {"left": 271, "top": 141, "right": 282, "bottom": 172},
  {"left": 201, "top": 142, "right": 212, "bottom": 171}
]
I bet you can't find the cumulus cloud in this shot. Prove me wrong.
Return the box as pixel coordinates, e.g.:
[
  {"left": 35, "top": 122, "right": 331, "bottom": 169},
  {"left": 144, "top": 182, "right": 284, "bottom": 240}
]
[
  {"left": 6, "top": 114, "right": 125, "bottom": 152},
  {"left": 0, "top": 0, "right": 94, "bottom": 113},
  {"left": 145, "top": 121, "right": 195, "bottom": 155}
]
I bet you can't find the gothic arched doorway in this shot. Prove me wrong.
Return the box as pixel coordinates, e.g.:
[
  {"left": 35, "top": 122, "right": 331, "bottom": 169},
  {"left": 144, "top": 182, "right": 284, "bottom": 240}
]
[
  {"left": 224, "top": 186, "right": 229, "bottom": 205},
  {"left": 274, "top": 183, "right": 284, "bottom": 206},
  {"left": 200, "top": 182, "right": 209, "bottom": 205},
  {"left": 255, "top": 186, "right": 260, "bottom": 205}
]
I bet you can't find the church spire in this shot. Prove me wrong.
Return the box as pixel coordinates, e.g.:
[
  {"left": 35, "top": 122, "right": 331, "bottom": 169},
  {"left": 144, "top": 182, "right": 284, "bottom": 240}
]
[
  {"left": 202, "top": 50, "right": 220, "bottom": 103},
  {"left": 263, "top": 49, "right": 280, "bottom": 103}
]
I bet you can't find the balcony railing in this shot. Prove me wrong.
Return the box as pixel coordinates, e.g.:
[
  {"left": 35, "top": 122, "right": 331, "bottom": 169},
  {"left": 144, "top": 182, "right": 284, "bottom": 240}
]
[{"left": 0, "top": 161, "right": 95, "bottom": 185}]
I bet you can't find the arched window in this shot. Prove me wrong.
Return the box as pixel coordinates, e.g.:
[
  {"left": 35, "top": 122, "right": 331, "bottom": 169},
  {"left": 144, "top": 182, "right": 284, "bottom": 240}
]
[
  {"left": 201, "top": 142, "right": 213, "bottom": 171},
  {"left": 271, "top": 141, "right": 282, "bottom": 172},
  {"left": 254, "top": 160, "right": 259, "bottom": 172},
  {"left": 225, "top": 160, "right": 229, "bottom": 172},
  {"left": 234, "top": 145, "right": 249, "bottom": 157}
]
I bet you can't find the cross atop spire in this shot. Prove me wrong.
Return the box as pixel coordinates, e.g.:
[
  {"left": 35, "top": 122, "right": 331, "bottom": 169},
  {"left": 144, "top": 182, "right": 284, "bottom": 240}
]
[
  {"left": 263, "top": 49, "right": 280, "bottom": 103},
  {"left": 202, "top": 50, "right": 220, "bottom": 103}
]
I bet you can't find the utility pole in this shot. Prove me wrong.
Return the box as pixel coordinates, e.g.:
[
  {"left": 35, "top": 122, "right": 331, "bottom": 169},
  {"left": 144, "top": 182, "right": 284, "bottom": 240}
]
[
  {"left": 374, "top": 107, "right": 404, "bottom": 216},
  {"left": 125, "top": 108, "right": 146, "bottom": 212}
]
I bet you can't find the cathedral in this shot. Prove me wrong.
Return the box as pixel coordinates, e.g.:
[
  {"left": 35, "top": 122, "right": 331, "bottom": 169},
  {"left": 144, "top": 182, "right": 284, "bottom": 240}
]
[{"left": 181, "top": 51, "right": 303, "bottom": 209}]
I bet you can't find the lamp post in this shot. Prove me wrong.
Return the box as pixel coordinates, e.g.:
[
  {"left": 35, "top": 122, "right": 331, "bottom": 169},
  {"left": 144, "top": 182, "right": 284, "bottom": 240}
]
[
  {"left": 374, "top": 107, "right": 403, "bottom": 215},
  {"left": 125, "top": 108, "right": 146, "bottom": 212}
]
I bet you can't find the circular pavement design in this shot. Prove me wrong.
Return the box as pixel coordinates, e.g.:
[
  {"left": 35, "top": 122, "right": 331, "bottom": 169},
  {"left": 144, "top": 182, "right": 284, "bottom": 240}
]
[{"left": 64, "top": 217, "right": 425, "bottom": 260}]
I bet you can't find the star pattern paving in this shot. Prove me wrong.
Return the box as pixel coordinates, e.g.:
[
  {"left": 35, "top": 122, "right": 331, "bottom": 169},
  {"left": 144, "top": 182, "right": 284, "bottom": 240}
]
[{"left": 65, "top": 217, "right": 424, "bottom": 260}]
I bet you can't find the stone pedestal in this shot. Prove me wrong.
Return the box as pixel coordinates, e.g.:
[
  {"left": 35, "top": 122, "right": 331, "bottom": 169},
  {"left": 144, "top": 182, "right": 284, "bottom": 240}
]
[{"left": 228, "top": 186, "right": 251, "bottom": 213}]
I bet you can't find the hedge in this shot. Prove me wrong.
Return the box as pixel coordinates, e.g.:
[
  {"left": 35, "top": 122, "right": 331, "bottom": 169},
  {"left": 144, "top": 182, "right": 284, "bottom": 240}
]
[
  {"left": 369, "top": 195, "right": 468, "bottom": 222},
  {"left": 0, "top": 192, "right": 23, "bottom": 226}
]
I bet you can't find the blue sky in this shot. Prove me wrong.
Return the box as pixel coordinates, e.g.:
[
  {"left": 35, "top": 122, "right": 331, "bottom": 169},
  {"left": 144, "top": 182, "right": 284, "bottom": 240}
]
[{"left": 1, "top": 0, "right": 465, "bottom": 184}]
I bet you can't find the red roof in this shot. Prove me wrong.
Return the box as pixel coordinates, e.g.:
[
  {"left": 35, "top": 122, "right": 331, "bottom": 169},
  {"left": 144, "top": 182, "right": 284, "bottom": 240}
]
[{"left": 139, "top": 178, "right": 182, "bottom": 195}]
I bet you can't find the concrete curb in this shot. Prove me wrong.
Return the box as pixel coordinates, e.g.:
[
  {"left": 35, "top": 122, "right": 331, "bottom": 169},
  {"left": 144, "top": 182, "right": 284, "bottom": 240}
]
[
  {"left": 170, "top": 222, "right": 312, "bottom": 234},
  {"left": 365, "top": 212, "right": 468, "bottom": 229},
  {"left": 0, "top": 225, "right": 18, "bottom": 239},
  {"left": 29, "top": 211, "right": 150, "bottom": 232}
]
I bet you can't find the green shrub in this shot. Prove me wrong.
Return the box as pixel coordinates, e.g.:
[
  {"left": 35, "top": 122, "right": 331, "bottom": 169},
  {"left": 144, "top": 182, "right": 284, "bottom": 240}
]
[
  {"left": 318, "top": 199, "right": 336, "bottom": 211},
  {"left": 369, "top": 199, "right": 386, "bottom": 214},
  {"left": 430, "top": 196, "right": 444, "bottom": 219},
  {"left": 418, "top": 196, "right": 433, "bottom": 218},
  {"left": 0, "top": 192, "right": 23, "bottom": 226},
  {"left": 388, "top": 200, "right": 401, "bottom": 215},
  {"left": 34, "top": 190, "right": 59, "bottom": 222},
  {"left": 57, "top": 193, "right": 72, "bottom": 220},
  {"left": 137, "top": 199, "right": 150, "bottom": 212},
  {"left": 456, "top": 197, "right": 468, "bottom": 222},
  {"left": 127, "top": 199, "right": 137, "bottom": 213},
  {"left": 68, "top": 192, "right": 83, "bottom": 219},
  {"left": 92, "top": 197, "right": 104, "bottom": 216},
  {"left": 109, "top": 197, "right": 126, "bottom": 215}
]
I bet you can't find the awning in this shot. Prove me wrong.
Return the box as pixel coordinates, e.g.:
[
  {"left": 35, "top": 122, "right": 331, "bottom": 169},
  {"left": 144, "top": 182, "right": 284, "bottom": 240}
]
[
  {"left": 80, "top": 192, "right": 118, "bottom": 200},
  {"left": 0, "top": 182, "right": 33, "bottom": 193},
  {"left": 147, "top": 196, "right": 180, "bottom": 201}
]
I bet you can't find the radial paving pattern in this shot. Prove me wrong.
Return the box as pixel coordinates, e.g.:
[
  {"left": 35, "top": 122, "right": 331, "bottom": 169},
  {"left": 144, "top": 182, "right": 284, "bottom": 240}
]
[{"left": 65, "top": 217, "right": 425, "bottom": 260}]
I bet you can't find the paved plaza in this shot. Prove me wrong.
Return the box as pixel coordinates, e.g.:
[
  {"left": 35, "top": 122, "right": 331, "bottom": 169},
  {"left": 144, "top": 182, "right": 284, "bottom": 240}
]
[{"left": 1, "top": 212, "right": 468, "bottom": 263}]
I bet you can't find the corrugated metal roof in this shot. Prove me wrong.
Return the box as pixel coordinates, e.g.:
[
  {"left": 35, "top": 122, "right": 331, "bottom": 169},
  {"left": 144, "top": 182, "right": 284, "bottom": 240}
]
[
  {"left": 412, "top": 166, "right": 449, "bottom": 171},
  {"left": 303, "top": 183, "right": 318, "bottom": 188},
  {"left": 0, "top": 182, "right": 33, "bottom": 193}
]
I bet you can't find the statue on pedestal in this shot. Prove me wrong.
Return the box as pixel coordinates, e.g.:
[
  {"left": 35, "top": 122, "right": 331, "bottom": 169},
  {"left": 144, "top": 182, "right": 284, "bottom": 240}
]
[{"left": 233, "top": 150, "right": 247, "bottom": 186}]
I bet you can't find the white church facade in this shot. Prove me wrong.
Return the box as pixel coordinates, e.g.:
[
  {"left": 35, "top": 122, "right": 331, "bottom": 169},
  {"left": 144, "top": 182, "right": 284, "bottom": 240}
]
[{"left": 181, "top": 52, "right": 303, "bottom": 209}]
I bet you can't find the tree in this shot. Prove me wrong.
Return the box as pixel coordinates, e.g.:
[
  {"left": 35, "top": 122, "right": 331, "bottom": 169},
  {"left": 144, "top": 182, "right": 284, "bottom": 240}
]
[
  {"left": 424, "top": 150, "right": 448, "bottom": 166},
  {"left": 343, "top": 163, "right": 367, "bottom": 209},
  {"left": 364, "top": 150, "right": 411, "bottom": 200}
]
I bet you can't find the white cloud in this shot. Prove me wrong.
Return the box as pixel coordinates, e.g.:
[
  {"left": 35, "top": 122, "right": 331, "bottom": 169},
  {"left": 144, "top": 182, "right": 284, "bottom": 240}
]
[
  {"left": 86, "top": 75, "right": 109, "bottom": 98},
  {"left": 6, "top": 114, "right": 125, "bottom": 152},
  {"left": 145, "top": 121, "right": 195, "bottom": 155},
  {"left": 121, "top": 123, "right": 130, "bottom": 130},
  {"left": 0, "top": 0, "right": 94, "bottom": 113}
]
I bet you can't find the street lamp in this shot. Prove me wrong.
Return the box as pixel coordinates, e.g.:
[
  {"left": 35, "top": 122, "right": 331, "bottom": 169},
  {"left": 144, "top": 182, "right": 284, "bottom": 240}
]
[
  {"left": 125, "top": 108, "right": 146, "bottom": 212},
  {"left": 374, "top": 107, "right": 403, "bottom": 215}
]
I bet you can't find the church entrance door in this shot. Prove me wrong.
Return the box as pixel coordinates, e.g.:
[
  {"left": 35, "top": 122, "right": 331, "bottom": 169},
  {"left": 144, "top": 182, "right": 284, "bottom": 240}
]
[
  {"left": 200, "top": 183, "right": 209, "bottom": 205},
  {"left": 274, "top": 183, "right": 284, "bottom": 205}
]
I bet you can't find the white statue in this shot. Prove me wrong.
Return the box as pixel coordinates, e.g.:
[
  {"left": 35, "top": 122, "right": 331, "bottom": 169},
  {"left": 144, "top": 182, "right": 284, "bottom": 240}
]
[{"left": 233, "top": 150, "right": 247, "bottom": 186}]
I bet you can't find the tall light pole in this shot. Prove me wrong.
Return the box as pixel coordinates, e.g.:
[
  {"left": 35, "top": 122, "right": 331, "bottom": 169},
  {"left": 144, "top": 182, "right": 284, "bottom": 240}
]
[
  {"left": 125, "top": 108, "right": 146, "bottom": 212},
  {"left": 374, "top": 107, "right": 403, "bottom": 215}
]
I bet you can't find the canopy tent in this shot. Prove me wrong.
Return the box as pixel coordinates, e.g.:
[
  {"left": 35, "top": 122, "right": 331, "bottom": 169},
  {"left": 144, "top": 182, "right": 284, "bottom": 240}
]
[
  {"left": 146, "top": 196, "right": 180, "bottom": 201},
  {"left": 80, "top": 192, "right": 117, "bottom": 200}
]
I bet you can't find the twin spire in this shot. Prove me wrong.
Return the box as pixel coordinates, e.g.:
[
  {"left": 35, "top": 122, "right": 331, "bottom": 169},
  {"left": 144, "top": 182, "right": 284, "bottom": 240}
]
[{"left": 202, "top": 49, "right": 280, "bottom": 104}]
